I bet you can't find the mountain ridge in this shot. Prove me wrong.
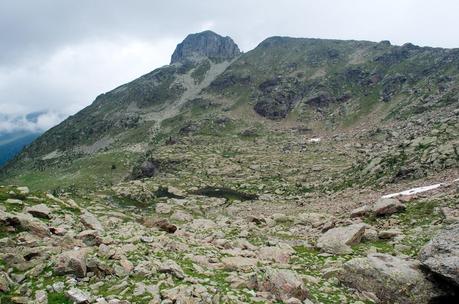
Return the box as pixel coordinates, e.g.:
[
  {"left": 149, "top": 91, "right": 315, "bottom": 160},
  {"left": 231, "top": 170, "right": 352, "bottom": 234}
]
[{"left": 1, "top": 31, "right": 457, "bottom": 191}]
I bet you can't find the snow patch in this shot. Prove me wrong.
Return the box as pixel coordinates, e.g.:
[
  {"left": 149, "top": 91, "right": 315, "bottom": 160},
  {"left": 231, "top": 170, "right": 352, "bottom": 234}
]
[{"left": 382, "top": 179, "right": 458, "bottom": 198}]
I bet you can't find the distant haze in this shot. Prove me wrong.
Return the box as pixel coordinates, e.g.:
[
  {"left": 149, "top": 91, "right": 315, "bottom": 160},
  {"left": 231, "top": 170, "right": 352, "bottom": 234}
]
[{"left": 1, "top": 0, "right": 458, "bottom": 133}]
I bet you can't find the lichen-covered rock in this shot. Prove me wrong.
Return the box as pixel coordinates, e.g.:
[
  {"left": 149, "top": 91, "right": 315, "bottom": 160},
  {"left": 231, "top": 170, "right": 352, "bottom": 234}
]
[
  {"left": 419, "top": 223, "right": 459, "bottom": 287},
  {"left": 339, "top": 253, "right": 441, "bottom": 304}
]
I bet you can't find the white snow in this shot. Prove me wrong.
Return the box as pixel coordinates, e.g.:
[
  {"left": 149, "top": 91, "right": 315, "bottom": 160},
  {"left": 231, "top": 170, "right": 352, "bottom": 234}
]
[
  {"left": 382, "top": 179, "right": 458, "bottom": 198},
  {"left": 308, "top": 138, "right": 321, "bottom": 143}
]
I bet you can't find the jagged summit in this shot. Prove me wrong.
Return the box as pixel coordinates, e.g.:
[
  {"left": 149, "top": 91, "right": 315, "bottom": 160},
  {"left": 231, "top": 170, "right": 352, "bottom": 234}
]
[{"left": 170, "top": 30, "right": 241, "bottom": 64}]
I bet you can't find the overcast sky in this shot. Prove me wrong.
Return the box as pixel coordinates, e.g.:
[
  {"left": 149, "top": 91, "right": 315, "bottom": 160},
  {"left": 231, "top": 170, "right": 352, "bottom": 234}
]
[{"left": 1, "top": 0, "right": 458, "bottom": 133}]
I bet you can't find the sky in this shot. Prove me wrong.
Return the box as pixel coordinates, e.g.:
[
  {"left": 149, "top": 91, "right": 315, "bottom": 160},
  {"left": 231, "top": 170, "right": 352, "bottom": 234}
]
[{"left": 1, "top": 0, "right": 459, "bottom": 134}]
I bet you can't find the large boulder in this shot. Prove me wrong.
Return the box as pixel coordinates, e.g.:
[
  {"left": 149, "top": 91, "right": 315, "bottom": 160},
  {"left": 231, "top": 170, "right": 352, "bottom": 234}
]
[
  {"left": 255, "top": 267, "right": 308, "bottom": 302},
  {"left": 339, "top": 253, "right": 441, "bottom": 304},
  {"left": 419, "top": 224, "right": 459, "bottom": 286},
  {"left": 316, "top": 223, "right": 366, "bottom": 254},
  {"left": 373, "top": 198, "right": 405, "bottom": 216},
  {"left": 55, "top": 249, "right": 89, "bottom": 278}
]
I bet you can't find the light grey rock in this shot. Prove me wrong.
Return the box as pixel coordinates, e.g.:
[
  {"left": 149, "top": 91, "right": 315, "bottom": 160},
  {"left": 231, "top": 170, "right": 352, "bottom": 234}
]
[
  {"left": 35, "top": 290, "right": 47, "bottom": 304},
  {"left": 66, "top": 288, "right": 90, "bottom": 303},
  {"left": 155, "top": 203, "right": 172, "bottom": 214},
  {"left": 25, "top": 204, "right": 52, "bottom": 219},
  {"left": 80, "top": 211, "right": 104, "bottom": 232},
  {"left": 316, "top": 223, "right": 366, "bottom": 254},
  {"left": 0, "top": 271, "right": 10, "bottom": 292},
  {"left": 222, "top": 256, "right": 258, "bottom": 271},
  {"left": 158, "top": 260, "right": 185, "bottom": 279},
  {"left": 419, "top": 223, "right": 459, "bottom": 286},
  {"left": 77, "top": 230, "right": 102, "bottom": 246},
  {"left": 373, "top": 198, "right": 405, "bottom": 216},
  {"left": 350, "top": 205, "right": 371, "bottom": 218},
  {"left": 256, "top": 267, "right": 308, "bottom": 302},
  {"left": 55, "top": 249, "right": 89, "bottom": 278},
  {"left": 340, "top": 253, "right": 441, "bottom": 304}
]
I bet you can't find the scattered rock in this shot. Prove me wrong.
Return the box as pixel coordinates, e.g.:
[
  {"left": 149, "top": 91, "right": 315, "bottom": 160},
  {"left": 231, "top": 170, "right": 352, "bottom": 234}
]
[
  {"left": 373, "top": 198, "right": 405, "bottom": 216},
  {"left": 0, "top": 272, "right": 10, "bottom": 292},
  {"left": 55, "top": 249, "right": 89, "bottom": 278},
  {"left": 77, "top": 230, "right": 102, "bottom": 246},
  {"left": 222, "top": 256, "right": 258, "bottom": 271},
  {"left": 24, "top": 204, "right": 52, "bottom": 219},
  {"left": 258, "top": 244, "right": 294, "bottom": 263},
  {"left": 158, "top": 260, "right": 185, "bottom": 279},
  {"left": 66, "top": 288, "right": 90, "bottom": 303},
  {"left": 350, "top": 205, "right": 371, "bottom": 218},
  {"left": 80, "top": 211, "right": 104, "bottom": 232},
  {"left": 316, "top": 224, "right": 366, "bottom": 254},
  {"left": 256, "top": 267, "right": 308, "bottom": 302},
  {"left": 378, "top": 229, "right": 402, "bottom": 239},
  {"left": 150, "top": 219, "right": 177, "bottom": 233}
]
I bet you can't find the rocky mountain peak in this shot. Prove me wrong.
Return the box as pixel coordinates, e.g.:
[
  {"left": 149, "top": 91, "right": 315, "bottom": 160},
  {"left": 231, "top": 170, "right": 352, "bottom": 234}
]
[{"left": 170, "top": 30, "right": 241, "bottom": 64}]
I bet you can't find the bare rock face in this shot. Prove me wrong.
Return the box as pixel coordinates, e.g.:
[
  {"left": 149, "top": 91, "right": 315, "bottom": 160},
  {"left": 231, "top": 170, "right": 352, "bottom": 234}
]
[
  {"left": 339, "top": 253, "right": 441, "bottom": 304},
  {"left": 419, "top": 223, "right": 459, "bottom": 287},
  {"left": 255, "top": 267, "right": 308, "bottom": 302},
  {"left": 316, "top": 223, "right": 366, "bottom": 254},
  {"left": 170, "top": 31, "right": 240, "bottom": 64}
]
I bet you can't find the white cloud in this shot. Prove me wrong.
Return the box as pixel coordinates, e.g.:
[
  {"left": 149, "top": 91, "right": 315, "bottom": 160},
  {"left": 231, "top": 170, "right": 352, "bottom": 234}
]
[
  {"left": 0, "top": 111, "right": 65, "bottom": 133},
  {"left": 0, "top": 37, "right": 178, "bottom": 132}
]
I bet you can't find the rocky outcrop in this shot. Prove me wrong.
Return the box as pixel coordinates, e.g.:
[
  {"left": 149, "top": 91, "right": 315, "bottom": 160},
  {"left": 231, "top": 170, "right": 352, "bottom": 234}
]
[
  {"left": 339, "top": 253, "right": 441, "bottom": 304},
  {"left": 170, "top": 31, "right": 240, "bottom": 64},
  {"left": 419, "top": 224, "right": 459, "bottom": 287}
]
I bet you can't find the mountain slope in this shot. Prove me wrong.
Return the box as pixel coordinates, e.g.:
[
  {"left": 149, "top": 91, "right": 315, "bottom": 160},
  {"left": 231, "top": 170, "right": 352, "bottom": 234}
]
[
  {"left": 1, "top": 31, "right": 458, "bottom": 191},
  {"left": 0, "top": 132, "right": 41, "bottom": 167}
]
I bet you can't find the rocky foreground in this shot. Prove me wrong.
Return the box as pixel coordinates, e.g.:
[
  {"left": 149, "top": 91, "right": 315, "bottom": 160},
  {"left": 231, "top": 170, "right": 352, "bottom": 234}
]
[{"left": 0, "top": 179, "right": 458, "bottom": 304}]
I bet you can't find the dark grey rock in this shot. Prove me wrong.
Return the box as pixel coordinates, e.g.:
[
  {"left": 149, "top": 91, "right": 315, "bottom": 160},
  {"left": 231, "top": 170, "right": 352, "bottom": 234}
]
[{"left": 171, "top": 31, "right": 240, "bottom": 64}]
